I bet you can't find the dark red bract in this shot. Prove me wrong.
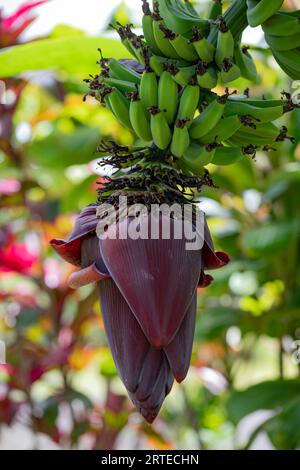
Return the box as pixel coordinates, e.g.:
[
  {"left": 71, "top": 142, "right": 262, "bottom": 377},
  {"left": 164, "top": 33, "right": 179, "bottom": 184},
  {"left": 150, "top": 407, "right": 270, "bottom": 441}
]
[{"left": 50, "top": 204, "right": 229, "bottom": 423}]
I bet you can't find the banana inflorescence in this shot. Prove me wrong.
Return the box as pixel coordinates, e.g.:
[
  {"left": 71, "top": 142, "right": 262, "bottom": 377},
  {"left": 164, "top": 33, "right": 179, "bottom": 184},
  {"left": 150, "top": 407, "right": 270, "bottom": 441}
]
[
  {"left": 84, "top": 0, "right": 299, "bottom": 182},
  {"left": 80, "top": 0, "right": 300, "bottom": 424}
]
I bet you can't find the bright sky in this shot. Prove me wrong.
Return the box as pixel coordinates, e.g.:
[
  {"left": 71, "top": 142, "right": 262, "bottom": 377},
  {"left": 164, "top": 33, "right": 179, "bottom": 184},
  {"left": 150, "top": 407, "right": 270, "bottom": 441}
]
[
  {"left": 0, "top": 0, "right": 263, "bottom": 44},
  {"left": 1, "top": 0, "right": 144, "bottom": 37}
]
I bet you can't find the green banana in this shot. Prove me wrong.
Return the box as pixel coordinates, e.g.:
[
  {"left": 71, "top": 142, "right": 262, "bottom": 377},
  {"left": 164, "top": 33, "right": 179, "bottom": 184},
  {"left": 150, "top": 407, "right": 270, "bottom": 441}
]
[
  {"left": 224, "top": 100, "right": 284, "bottom": 122},
  {"left": 211, "top": 146, "right": 242, "bottom": 165},
  {"left": 190, "top": 91, "right": 230, "bottom": 140},
  {"left": 107, "top": 87, "right": 132, "bottom": 129},
  {"left": 196, "top": 61, "right": 217, "bottom": 89},
  {"left": 234, "top": 46, "right": 258, "bottom": 82},
  {"left": 220, "top": 59, "right": 241, "bottom": 83},
  {"left": 108, "top": 58, "right": 141, "bottom": 84},
  {"left": 265, "top": 33, "right": 300, "bottom": 52},
  {"left": 228, "top": 95, "right": 283, "bottom": 108},
  {"left": 148, "top": 54, "right": 189, "bottom": 76},
  {"left": 181, "top": 142, "right": 217, "bottom": 174},
  {"left": 140, "top": 70, "right": 158, "bottom": 112},
  {"left": 128, "top": 34, "right": 148, "bottom": 64},
  {"left": 208, "top": 0, "right": 223, "bottom": 21},
  {"left": 207, "top": 0, "right": 248, "bottom": 45},
  {"left": 103, "top": 78, "right": 137, "bottom": 93},
  {"left": 198, "top": 115, "right": 243, "bottom": 144},
  {"left": 153, "top": 20, "right": 181, "bottom": 59},
  {"left": 171, "top": 64, "right": 197, "bottom": 86},
  {"left": 215, "top": 17, "right": 234, "bottom": 68},
  {"left": 272, "top": 49, "right": 300, "bottom": 80},
  {"left": 158, "top": 69, "right": 179, "bottom": 124},
  {"left": 190, "top": 27, "right": 216, "bottom": 63},
  {"left": 149, "top": 55, "right": 166, "bottom": 75},
  {"left": 156, "top": 0, "right": 209, "bottom": 35},
  {"left": 148, "top": 106, "right": 172, "bottom": 149},
  {"left": 157, "top": 21, "right": 199, "bottom": 61},
  {"left": 171, "top": 119, "right": 190, "bottom": 157},
  {"left": 227, "top": 122, "right": 280, "bottom": 146},
  {"left": 246, "top": 0, "right": 284, "bottom": 28},
  {"left": 177, "top": 83, "right": 200, "bottom": 123},
  {"left": 171, "top": 34, "right": 199, "bottom": 62},
  {"left": 112, "top": 23, "right": 140, "bottom": 61},
  {"left": 262, "top": 11, "right": 300, "bottom": 37},
  {"left": 128, "top": 91, "right": 152, "bottom": 142},
  {"left": 142, "top": 0, "right": 163, "bottom": 55},
  {"left": 152, "top": 3, "right": 182, "bottom": 59}
]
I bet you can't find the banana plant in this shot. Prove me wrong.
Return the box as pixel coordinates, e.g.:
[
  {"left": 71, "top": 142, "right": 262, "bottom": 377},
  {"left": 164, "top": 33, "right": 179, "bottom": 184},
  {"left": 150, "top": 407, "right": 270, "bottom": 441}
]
[{"left": 50, "top": 0, "right": 300, "bottom": 422}]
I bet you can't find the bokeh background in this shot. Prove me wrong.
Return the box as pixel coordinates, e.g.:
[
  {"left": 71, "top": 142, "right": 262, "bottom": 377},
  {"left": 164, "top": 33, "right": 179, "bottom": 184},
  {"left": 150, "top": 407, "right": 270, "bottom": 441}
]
[{"left": 0, "top": 0, "right": 300, "bottom": 450}]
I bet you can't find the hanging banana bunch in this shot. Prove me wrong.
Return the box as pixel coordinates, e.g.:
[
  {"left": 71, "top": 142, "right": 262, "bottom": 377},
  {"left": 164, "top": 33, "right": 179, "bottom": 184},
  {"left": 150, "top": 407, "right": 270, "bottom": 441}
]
[{"left": 60, "top": 0, "right": 300, "bottom": 424}]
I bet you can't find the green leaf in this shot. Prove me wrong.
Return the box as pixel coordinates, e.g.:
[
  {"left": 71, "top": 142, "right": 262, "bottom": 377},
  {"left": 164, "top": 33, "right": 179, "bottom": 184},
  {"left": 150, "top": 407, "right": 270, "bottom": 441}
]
[
  {"left": 0, "top": 36, "right": 128, "bottom": 77},
  {"left": 227, "top": 379, "right": 300, "bottom": 424},
  {"left": 196, "top": 307, "right": 243, "bottom": 341},
  {"left": 242, "top": 219, "right": 300, "bottom": 256},
  {"left": 27, "top": 126, "right": 100, "bottom": 168},
  {"left": 61, "top": 175, "right": 96, "bottom": 213},
  {"left": 266, "top": 399, "right": 300, "bottom": 450}
]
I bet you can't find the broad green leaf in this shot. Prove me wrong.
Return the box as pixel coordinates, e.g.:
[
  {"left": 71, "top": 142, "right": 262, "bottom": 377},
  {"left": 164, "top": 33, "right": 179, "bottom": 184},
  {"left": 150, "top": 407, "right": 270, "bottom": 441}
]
[
  {"left": 27, "top": 126, "right": 100, "bottom": 168},
  {"left": 196, "top": 307, "right": 244, "bottom": 341},
  {"left": 0, "top": 36, "right": 128, "bottom": 77},
  {"left": 61, "top": 175, "right": 96, "bottom": 213},
  {"left": 266, "top": 399, "right": 300, "bottom": 450},
  {"left": 227, "top": 379, "right": 300, "bottom": 424},
  {"left": 242, "top": 219, "right": 300, "bottom": 255}
]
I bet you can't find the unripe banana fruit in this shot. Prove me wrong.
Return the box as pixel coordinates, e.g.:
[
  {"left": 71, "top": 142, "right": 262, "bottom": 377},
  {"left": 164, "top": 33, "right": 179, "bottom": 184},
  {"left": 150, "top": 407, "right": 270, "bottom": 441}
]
[
  {"left": 190, "top": 90, "right": 232, "bottom": 140},
  {"left": 171, "top": 119, "right": 190, "bottom": 158},
  {"left": 158, "top": 68, "right": 179, "bottom": 124},
  {"left": 142, "top": 0, "right": 163, "bottom": 56},
  {"left": 158, "top": 23, "right": 199, "bottom": 61},
  {"left": 215, "top": 17, "right": 234, "bottom": 68},
  {"left": 107, "top": 87, "right": 132, "bottom": 130},
  {"left": 220, "top": 58, "right": 241, "bottom": 83},
  {"left": 181, "top": 142, "right": 219, "bottom": 174},
  {"left": 128, "top": 91, "right": 152, "bottom": 142},
  {"left": 190, "top": 26, "right": 216, "bottom": 63},
  {"left": 140, "top": 70, "right": 158, "bottom": 113},
  {"left": 196, "top": 61, "right": 217, "bottom": 89},
  {"left": 234, "top": 46, "right": 258, "bottom": 82},
  {"left": 246, "top": 0, "right": 284, "bottom": 28},
  {"left": 177, "top": 82, "right": 200, "bottom": 124},
  {"left": 148, "top": 106, "right": 172, "bottom": 149}
]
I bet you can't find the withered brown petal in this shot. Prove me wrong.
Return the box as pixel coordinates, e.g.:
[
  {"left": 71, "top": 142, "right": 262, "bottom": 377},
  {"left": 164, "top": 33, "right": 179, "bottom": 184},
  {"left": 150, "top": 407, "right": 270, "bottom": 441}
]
[
  {"left": 164, "top": 291, "right": 197, "bottom": 383},
  {"left": 100, "top": 214, "right": 202, "bottom": 348}
]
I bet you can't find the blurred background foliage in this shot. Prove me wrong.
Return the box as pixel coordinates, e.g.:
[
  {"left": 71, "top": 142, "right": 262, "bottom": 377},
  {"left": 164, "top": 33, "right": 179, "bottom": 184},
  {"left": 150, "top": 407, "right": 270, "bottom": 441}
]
[{"left": 0, "top": 0, "right": 300, "bottom": 450}]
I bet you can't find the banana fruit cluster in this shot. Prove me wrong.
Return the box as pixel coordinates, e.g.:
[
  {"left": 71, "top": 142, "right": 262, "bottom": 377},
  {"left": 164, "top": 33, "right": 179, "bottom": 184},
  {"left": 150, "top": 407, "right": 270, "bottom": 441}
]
[
  {"left": 260, "top": 11, "right": 300, "bottom": 80},
  {"left": 244, "top": 0, "right": 300, "bottom": 80},
  {"left": 86, "top": 0, "right": 298, "bottom": 177},
  {"left": 141, "top": 0, "right": 259, "bottom": 85}
]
